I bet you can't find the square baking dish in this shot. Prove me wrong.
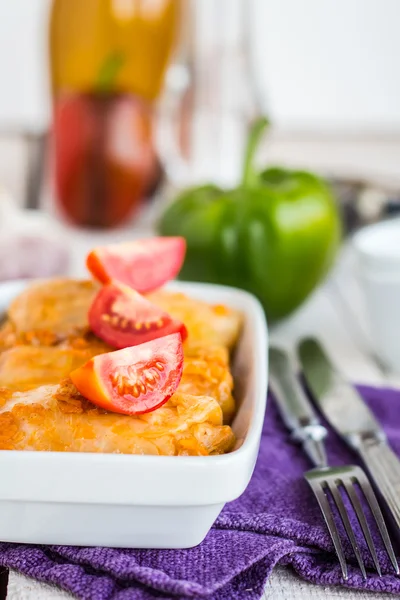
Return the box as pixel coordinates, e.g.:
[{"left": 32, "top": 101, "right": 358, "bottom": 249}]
[{"left": 0, "top": 280, "right": 268, "bottom": 548}]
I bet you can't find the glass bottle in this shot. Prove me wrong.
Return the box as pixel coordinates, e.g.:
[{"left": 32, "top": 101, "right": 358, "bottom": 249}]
[
  {"left": 49, "top": 0, "right": 181, "bottom": 228},
  {"left": 157, "top": 0, "right": 262, "bottom": 189}
]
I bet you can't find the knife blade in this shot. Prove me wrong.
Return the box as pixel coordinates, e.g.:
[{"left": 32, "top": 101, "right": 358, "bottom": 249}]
[
  {"left": 269, "top": 347, "right": 328, "bottom": 468},
  {"left": 298, "top": 338, "right": 385, "bottom": 445},
  {"left": 298, "top": 337, "right": 400, "bottom": 529}
]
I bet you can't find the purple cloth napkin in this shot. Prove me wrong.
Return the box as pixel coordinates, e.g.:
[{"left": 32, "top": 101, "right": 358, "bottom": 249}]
[{"left": 1, "top": 385, "right": 400, "bottom": 600}]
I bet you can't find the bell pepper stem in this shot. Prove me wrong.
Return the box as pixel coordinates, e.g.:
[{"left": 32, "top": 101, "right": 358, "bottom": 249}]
[
  {"left": 242, "top": 117, "right": 270, "bottom": 187},
  {"left": 95, "top": 51, "right": 125, "bottom": 94}
]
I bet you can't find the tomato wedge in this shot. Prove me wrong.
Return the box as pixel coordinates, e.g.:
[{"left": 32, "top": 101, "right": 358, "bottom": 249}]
[
  {"left": 88, "top": 281, "right": 188, "bottom": 348},
  {"left": 86, "top": 237, "right": 186, "bottom": 293},
  {"left": 70, "top": 333, "right": 183, "bottom": 415}
]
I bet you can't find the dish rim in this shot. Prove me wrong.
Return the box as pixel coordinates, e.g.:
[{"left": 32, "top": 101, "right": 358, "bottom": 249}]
[{"left": 0, "top": 278, "right": 268, "bottom": 465}]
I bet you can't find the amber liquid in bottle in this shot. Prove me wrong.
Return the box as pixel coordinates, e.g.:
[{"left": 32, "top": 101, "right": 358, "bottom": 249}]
[{"left": 49, "top": 0, "right": 180, "bottom": 228}]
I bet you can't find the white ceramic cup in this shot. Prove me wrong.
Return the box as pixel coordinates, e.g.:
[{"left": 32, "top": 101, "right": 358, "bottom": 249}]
[{"left": 353, "top": 218, "right": 400, "bottom": 373}]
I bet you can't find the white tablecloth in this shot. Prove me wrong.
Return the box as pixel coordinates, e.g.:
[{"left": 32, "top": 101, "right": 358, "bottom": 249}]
[{"left": 8, "top": 566, "right": 398, "bottom": 600}]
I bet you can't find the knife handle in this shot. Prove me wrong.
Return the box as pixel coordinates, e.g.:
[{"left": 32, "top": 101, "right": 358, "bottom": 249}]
[{"left": 358, "top": 439, "right": 400, "bottom": 529}]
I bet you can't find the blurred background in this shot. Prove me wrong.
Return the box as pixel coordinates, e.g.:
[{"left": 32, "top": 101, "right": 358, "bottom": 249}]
[
  {"left": 1, "top": 0, "right": 400, "bottom": 383},
  {"left": 2, "top": 0, "right": 400, "bottom": 211}
]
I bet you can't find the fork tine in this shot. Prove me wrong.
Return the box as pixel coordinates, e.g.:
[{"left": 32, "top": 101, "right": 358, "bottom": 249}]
[
  {"left": 355, "top": 468, "right": 400, "bottom": 575},
  {"left": 328, "top": 481, "right": 367, "bottom": 579},
  {"left": 342, "top": 478, "right": 381, "bottom": 576},
  {"left": 305, "top": 476, "right": 348, "bottom": 580}
]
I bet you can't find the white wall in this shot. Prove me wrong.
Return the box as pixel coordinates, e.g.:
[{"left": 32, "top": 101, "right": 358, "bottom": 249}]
[
  {"left": 0, "top": 0, "right": 51, "bottom": 132},
  {"left": 0, "top": 0, "right": 400, "bottom": 133},
  {"left": 251, "top": 0, "right": 400, "bottom": 132}
]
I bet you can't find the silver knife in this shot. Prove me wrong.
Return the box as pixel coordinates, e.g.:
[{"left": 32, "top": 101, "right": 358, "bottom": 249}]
[
  {"left": 299, "top": 337, "right": 400, "bottom": 529},
  {"left": 269, "top": 347, "right": 328, "bottom": 468}
]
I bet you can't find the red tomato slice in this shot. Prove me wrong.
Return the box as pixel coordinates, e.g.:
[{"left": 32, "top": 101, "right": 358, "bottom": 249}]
[
  {"left": 89, "top": 281, "right": 188, "bottom": 348},
  {"left": 70, "top": 333, "right": 183, "bottom": 415},
  {"left": 86, "top": 237, "right": 186, "bottom": 293}
]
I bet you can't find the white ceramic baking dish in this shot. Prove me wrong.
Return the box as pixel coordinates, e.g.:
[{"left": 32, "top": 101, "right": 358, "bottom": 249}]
[{"left": 0, "top": 279, "right": 268, "bottom": 548}]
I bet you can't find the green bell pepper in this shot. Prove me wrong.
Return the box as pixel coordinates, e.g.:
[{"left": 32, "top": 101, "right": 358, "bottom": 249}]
[{"left": 158, "top": 118, "right": 342, "bottom": 320}]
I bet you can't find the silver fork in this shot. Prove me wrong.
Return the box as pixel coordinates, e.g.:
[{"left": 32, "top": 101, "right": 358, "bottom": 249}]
[{"left": 269, "top": 347, "right": 399, "bottom": 580}]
